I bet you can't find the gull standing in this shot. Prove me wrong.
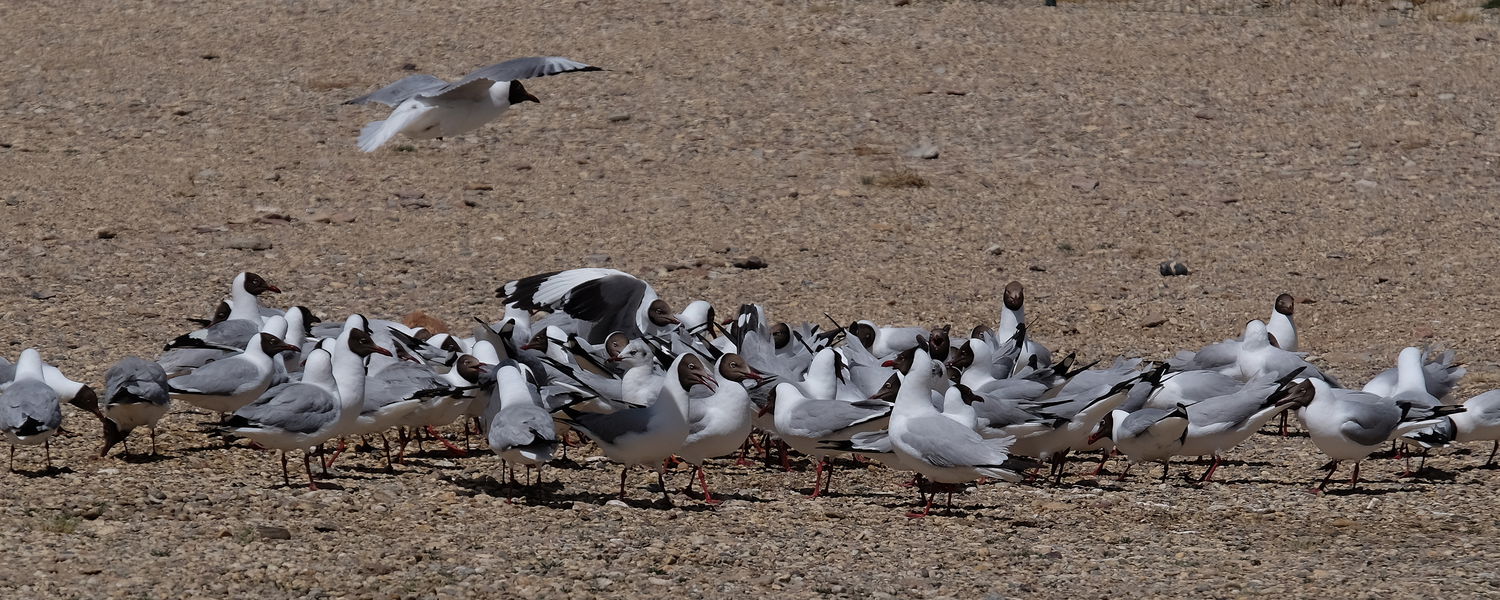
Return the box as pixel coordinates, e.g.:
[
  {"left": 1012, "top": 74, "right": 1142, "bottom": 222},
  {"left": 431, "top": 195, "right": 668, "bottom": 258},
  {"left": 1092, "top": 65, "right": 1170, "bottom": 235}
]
[
  {"left": 100, "top": 357, "right": 172, "bottom": 457},
  {"left": 888, "top": 349, "right": 1024, "bottom": 517},
  {"left": 484, "top": 363, "right": 559, "bottom": 490},
  {"left": 559, "top": 354, "right": 715, "bottom": 505},
  {"left": 0, "top": 349, "right": 63, "bottom": 471}
]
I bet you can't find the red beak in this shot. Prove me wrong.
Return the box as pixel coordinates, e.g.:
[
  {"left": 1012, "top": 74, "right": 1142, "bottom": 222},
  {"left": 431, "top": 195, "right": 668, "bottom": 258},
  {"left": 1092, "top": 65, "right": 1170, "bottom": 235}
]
[
  {"left": 372, "top": 345, "right": 393, "bottom": 357},
  {"left": 880, "top": 360, "right": 895, "bottom": 368},
  {"left": 265, "top": 285, "right": 282, "bottom": 294}
]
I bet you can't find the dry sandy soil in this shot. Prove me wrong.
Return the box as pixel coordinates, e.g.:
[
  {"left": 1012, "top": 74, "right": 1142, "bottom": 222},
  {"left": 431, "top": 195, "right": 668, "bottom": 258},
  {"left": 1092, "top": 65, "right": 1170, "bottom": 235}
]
[{"left": 4, "top": 0, "right": 1500, "bottom": 598}]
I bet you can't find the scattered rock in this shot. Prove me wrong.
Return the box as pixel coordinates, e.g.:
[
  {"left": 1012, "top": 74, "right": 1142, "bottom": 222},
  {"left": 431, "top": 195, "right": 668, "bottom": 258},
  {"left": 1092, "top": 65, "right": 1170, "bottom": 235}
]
[
  {"left": 29, "top": 290, "right": 56, "bottom": 300},
  {"left": 903, "top": 142, "right": 939, "bottom": 159},
  {"left": 604, "top": 499, "right": 629, "bottom": 508},
  {"left": 255, "top": 525, "right": 292, "bottom": 540},
  {"left": 1159, "top": 261, "right": 1190, "bottom": 277},
  {"left": 1193, "top": 109, "right": 1218, "bottom": 120},
  {"left": 1141, "top": 315, "right": 1169, "bottom": 328},
  {"left": 1437, "top": 93, "right": 1456, "bottom": 101},
  {"left": 1086, "top": 303, "right": 1106, "bottom": 313},
  {"left": 225, "top": 236, "right": 273, "bottom": 251},
  {"left": 985, "top": 243, "right": 1003, "bottom": 256},
  {"left": 608, "top": 114, "right": 632, "bottom": 122},
  {"left": 394, "top": 191, "right": 430, "bottom": 209},
  {"left": 1070, "top": 177, "right": 1099, "bottom": 192},
  {"left": 733, "top": 256, "right": 769, "bottom": 270},
  {"left": 94, "top": 227, "right": 116, "bottom": 239},
  {"left": 584, "top": 253, "right": 611, "bottom": 267},
  {"left": 1353, "top": 179, "right": 1379, "bottom": 191}
]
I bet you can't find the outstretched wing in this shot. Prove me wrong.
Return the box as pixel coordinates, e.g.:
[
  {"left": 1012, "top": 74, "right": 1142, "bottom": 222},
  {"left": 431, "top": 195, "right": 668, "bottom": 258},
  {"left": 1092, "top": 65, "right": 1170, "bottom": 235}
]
[
  {"left": 452, "top": 57, "right": 602, "bottom": 87},
  {"left": 344, "top": 74, "right": 449, "bottom": 106}
]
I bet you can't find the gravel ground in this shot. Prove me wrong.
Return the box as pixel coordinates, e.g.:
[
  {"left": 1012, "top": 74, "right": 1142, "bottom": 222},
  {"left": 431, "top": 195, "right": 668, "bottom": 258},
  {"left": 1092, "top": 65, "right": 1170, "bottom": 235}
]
[{"left": 4, "top": 0, "right": 1500, "bottom": 598}]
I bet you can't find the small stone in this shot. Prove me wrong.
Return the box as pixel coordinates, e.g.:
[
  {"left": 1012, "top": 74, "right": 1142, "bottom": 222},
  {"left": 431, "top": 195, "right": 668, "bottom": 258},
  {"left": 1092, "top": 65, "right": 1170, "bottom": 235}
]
[
  {"left": 903, "top": 142, "right": 939, "bottom": 159},
  {"left": 1070, "top": 177, "right": 1099, "bottom": 191},
  {"left": 1353, "top": 179, "right": 1378, "bottom": 190},
  {"left": 648, "top": 577, "right": 672, "bottom": 586},
  {"left": 1028, "top": 265, "right": 1046, "bottom": 272},
  {"left": 80, "top": 505, "right": 104, "bottom": 520},
  {"left": 256, "top": 525, "right": 292, "bottom": 540},
  {"left": 1193, "top": 109, "right": 1217, "bottom": 120},
  {"left": 1159, "top": 261, "right": 1190, "bottom": 277},
  {"left": 225, "top": 236, "right": 273, "bottom": 251},
  {"left": 312, "top": 522, "right": 340, "bottom": 532},
  {"left": 1388, "top": 0, "right": 1413, "bottom": 10},
  {"left": 584, "top": 253, "right": 611, "bottom": 267},
  {"left": 1141, "top": 315, "right": 1169, "bottom": 328},
  {"left": 608, "top": 114, "right": 632, "bottom": 122},
  {"left": 146, "top": 489, "right": 166, "bottom": 503},
  {"left": 604, "top": 499, "right": 629, "bottom": 508},
  {"left": 1086, "top": 303, "right": 1106, "bottom": 313},
  {"left": 94, "top": 228, "right": 116, "bottom": 239},
  {"left": 29, "top": 290, "right": 56, "bottom": 300},
  {"left": 985, "top": 243, "right": 1003, "bottom": 256},
  {"left": 733, "top": 256, "right": 769, "bottom": 270},
  {"left": 1437, "top": 93, "right": 1456, "bottom": 101},
  {"left": 1331, "top": 517, "right": 1356, "bottom": 527}
]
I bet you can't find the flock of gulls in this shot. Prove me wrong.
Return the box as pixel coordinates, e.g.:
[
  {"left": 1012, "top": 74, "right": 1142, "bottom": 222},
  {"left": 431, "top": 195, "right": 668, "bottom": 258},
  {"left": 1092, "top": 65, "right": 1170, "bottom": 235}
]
[
  {"left": 1, "top": 267, "right": 1492, "bottom": 516},
  {"left": 2, "top": 57, "right": 1492, "bottom": 515}
]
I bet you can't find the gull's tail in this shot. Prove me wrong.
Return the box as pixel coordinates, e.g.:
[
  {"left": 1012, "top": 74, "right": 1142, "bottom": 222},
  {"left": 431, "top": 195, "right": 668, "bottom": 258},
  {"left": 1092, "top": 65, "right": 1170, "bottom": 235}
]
[{"left": 358, "top": 120, "right": 394, "bottom": 152}]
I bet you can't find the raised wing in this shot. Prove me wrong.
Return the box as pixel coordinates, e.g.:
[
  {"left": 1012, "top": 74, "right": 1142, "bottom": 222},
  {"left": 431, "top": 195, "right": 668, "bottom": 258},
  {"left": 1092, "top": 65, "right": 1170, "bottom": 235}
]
[{"left": 344, "top": 74, "right": 449, "bottom": 106}]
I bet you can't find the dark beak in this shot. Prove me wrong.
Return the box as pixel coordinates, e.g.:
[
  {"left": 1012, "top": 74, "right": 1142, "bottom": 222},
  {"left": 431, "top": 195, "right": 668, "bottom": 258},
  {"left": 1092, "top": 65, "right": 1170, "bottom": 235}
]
[
  {"left": 265, "top": 285, "right": 282, "bottom": 294},
  {"left": 525, "top": 92, "right": 540, "bottom": 104},
  {"left": 372, "top": 345, "right": 393, "bottom": 357}
]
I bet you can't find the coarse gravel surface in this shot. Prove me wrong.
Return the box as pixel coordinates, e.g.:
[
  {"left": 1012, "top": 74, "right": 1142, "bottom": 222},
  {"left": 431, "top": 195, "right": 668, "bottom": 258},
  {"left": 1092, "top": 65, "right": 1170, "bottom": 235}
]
[{"left": 4, "top": 0, "right": 1500, "bottom": 598}]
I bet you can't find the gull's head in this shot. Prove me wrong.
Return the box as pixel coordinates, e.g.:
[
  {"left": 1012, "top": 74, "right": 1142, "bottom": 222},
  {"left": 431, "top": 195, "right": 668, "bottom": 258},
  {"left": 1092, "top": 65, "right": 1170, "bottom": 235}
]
[{"left": 507, "top": 80, "right": 540, "bottom": 105}]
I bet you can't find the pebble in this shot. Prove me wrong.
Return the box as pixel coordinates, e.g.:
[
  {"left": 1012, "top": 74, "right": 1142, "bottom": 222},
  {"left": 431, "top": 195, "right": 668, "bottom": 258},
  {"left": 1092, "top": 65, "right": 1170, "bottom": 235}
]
[
  {"left": 584, "top": 253, "right": 611, "bottom": 267},
  {"left": 733, "top": 256, "right": 769, "bottom": 270},
  {"left": 95, "top": 227, "right": 116, "bottom": 239},
  {"left": 1140, "top": 315, "right": 1168, "bottom": 328},
  {"left": 903, "top": 143, "right": 939, "bottom": 159},
  {"left": 984, "top": 243, "right": 1003, "bottom": 256},
  {"left": 225, "top": 236, "right": 273, "bottom": 251},
  {"left": 608, "top": 114, "right": 632, "bottom": 122},
  {"left": 256, "top": 525, "right": 292, "bottom": 540}
]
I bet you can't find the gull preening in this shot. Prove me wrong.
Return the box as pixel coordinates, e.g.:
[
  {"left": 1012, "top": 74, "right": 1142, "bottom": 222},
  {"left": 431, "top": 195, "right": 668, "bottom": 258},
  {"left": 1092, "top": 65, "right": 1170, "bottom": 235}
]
[
  {"left": 4, "top": 269, "right": 1491, "bottom": 514},
  {"left": 344, "top": 56, "right": 603, "bottom": 152}
]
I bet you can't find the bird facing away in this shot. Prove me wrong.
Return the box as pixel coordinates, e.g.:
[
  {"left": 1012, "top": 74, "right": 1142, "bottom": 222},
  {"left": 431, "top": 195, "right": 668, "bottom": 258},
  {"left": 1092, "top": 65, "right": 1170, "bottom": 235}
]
[{"left": 344, "top": 56, "right": 603, "bottom": 152}]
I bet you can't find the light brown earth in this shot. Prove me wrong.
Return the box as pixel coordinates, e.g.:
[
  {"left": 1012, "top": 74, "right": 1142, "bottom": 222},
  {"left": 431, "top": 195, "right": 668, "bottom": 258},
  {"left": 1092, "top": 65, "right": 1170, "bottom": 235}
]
[{"left": 4, "top": 0, "right": 1500, "bottom": 598}]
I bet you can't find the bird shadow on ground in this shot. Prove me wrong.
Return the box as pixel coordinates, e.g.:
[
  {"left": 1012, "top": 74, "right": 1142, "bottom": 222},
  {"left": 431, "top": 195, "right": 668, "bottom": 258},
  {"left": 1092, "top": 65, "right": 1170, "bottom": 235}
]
[
  {"left": 441, "top": 473, "right": 759, "bottom": 511},
  {"left": 111, "top": 452, "right": 175, "bottom": 464},
  {"left": 7, "top": 465, "right": 75, "bottom": 478}
]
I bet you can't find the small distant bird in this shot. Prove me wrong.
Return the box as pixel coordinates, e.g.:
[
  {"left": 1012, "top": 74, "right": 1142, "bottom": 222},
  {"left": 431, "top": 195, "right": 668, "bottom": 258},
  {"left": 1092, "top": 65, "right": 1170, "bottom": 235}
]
[{"left": 344, "top": 56, "right": 603, "bottom": 152}]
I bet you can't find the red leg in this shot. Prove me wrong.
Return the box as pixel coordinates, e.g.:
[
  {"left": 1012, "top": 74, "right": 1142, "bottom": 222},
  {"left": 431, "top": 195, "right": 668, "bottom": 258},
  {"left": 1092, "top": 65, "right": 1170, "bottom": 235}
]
[
  {"left": 1350, "top": 461, "right": 1361, "bottom": 488},
  {"left": 619, "top": 466, "right": 630, "bottom": 499},
  {"left": 697, "top": 466, "right": 720, "bottom": 505},
  {"left": 425, "top": 426, "right": 468, "bottom": 457},
  {"left": 279, "top": 451, "right": 290, "bottom": 487},
  {"left": 809, "top": 458, "right": 825, "bottom": 498},
  {"left": 303, "top": 451, "right": 319, "bottom": 490},
  {"left": 1090, "top": 449, "right": 1110, "bottom": 477},
  {"left": 1199, "top": 455, "right": 1222, "bottom": 482}
]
